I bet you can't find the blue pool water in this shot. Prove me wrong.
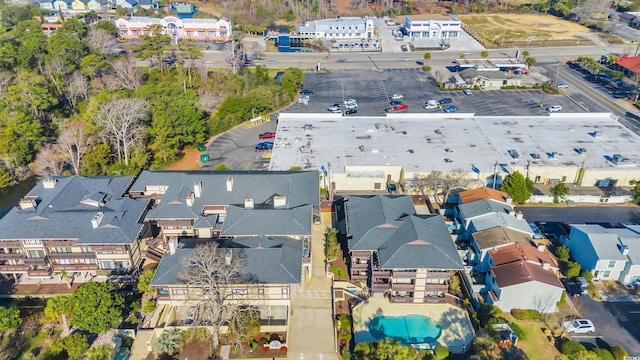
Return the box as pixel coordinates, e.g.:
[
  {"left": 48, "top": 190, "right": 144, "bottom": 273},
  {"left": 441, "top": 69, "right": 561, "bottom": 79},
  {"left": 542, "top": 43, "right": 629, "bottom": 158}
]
[{"left": 369, "top": 314, "right": 442, "bottom": 344}]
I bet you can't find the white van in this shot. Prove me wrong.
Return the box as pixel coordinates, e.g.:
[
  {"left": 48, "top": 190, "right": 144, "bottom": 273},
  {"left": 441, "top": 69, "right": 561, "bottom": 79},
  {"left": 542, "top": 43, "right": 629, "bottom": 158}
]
[{"left": 546, "top": 105, "right": 562, "bottom": 113}]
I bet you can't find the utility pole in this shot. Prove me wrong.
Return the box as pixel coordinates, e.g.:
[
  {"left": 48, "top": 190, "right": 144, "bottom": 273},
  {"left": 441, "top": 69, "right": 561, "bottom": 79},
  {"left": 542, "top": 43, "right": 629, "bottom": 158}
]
[
  {"left": 501, "top": 25, "right": 507, "bottom": 48},
  {"left": 555, "top": 62, "right": 561, "bottom": 86}
]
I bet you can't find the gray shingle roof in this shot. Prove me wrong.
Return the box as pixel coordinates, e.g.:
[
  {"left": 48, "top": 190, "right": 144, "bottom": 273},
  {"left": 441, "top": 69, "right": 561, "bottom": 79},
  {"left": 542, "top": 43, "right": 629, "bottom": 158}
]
[
  {"left": 0, "top": 176, "right": 148, "bottom": 245},
  {"left": 133, "top": 170, "right": 319, "bottom": 236},
  {"left": 346, "top": 195, "right": 463, "bottom": 270},
  {"left": 150, "top": 236, "right": 302, "bottom": 286},
  {"left": 458, "top": 199, "right": 512, "bottom": 220},
  {"left": 572, "top": 225, "right": 638, "bottom": 262},
  {"left": 469, "top": 212, "right": 533, "bottom": 236}
]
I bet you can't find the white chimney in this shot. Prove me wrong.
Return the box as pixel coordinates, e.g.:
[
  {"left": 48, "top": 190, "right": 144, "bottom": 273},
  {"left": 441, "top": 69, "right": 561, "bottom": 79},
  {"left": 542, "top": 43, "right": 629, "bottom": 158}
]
[
  {"left": 537, "top": 244, "right": 545, "bottom": 252},
  {"left": 186, "top": 193, "right": 194, "bottom": 207},
  {"left": 509, "top": 210, "right": 516, "bottom": 216},
  {"left": 18, "top": 196, "right": 38, "bottom": 211},
  {"left": 505, "top": 196, "right": 513, "bottom": 205},
  {"left": 244, "top": 198, "right": 254, "bottom": 209},
  {"left": 194, "top": 181, "right": 202, "bottom": 198},
  {"left": 621, "top": 244, "right": 629, "bottom": 256},
  {"left": 168, "top": 238, "right": 177, "bottom": 255},
  {"left": 43, "top": 178, "right": 57, "bottom": 189},
  {"left": 225, "top": 250, "right": 233, "bottom": 265},
  {"left": 274, "top": 195, "right": 287, "bottom": 208},
  {"left": 226, "top": 176, "right": 234, "bottom": 192},
  {"left": 516, "top": 211, "right": 524, "bottom": 220},
  {"left": 542, "top": 261, "right": 550, "bottom": 270},
  {"left": 91, "top": 212, "right": 104, "bottom": 228}
]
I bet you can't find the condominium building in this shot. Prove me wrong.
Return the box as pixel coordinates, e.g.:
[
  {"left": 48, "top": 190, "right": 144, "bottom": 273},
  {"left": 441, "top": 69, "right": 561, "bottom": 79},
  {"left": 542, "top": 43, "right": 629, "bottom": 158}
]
[
  {"left": 297, "top": 17, "right": 374, "bottom": 40},
  {"left": 404, "top": 14, "right": 461, "bottom": 38},
  {"left": 0, "top": 176, "right": 152, "bottom": 281},
  {"left": 115, "top": 15, "right": 232, "bottom": 41}
]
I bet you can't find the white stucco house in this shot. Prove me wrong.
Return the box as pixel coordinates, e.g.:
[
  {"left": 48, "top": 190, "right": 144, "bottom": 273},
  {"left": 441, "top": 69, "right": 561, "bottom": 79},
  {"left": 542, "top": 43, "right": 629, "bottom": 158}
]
[
  {"left": 565, "top": 224, "right": 640, "bottom": 285},
  {"left": 485, "top": 243, "right": 563, "bottom": 313}
]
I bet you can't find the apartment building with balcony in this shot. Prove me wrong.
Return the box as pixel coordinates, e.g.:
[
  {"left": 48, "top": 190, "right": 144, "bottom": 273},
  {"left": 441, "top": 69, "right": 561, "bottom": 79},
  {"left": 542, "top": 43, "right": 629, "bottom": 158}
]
[
  {"left": 344, "top": 195, "right": 464, "bottom": 304},
  {"left": 0, "top": 176, "right": 152, "bottom": 282}
]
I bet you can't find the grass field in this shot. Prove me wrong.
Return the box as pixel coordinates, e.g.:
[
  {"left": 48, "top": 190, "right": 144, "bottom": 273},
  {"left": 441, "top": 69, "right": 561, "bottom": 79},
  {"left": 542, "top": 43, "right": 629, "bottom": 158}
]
[{"left": 458, "top": 14, "right": 593, "bottom": 48}]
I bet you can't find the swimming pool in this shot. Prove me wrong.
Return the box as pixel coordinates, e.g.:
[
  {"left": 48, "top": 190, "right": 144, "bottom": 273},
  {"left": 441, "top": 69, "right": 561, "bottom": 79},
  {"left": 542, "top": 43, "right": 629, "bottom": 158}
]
[{"left": 368, "top": 314, "right": 442, "bottom": 344}]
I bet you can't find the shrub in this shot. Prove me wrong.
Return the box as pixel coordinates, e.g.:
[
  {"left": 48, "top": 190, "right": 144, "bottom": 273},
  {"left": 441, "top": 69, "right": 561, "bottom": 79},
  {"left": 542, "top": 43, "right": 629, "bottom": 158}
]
[
  {"left": 580, "top": 270, "right": 593, "bottom": 282},
  {"left": 422, "top": 65, "right": 432, "bottom": 72},
  {"left": 508, "top": 323, "right": 527, "bottom": 341},
  {"left": 434, "top": 345, "right": 449, "bottom": 359},
  {"left": 554, "top": 246, "right": 571, "bottom": 260},
  {"left": 610, "top": 346, "right": 628, "bottom": 360},
  {"left": 341, "top": 346, "right": 351, "bottom": 360},
  {"left": 510, "top": 309, "right": 540, "bottom": 320},
  {"left": 143, "top": 300, "right": 157, "bottom": 313},
  {"left": 592, "top": 348, "right": 614, "bottom": 360},
  {"left": 51, "top": 333, "right": 90, "bottom": 360},
  {"left": 556, "top": 291, "right": 567, "bottom": 307},
  {"left": 561, "top": 340, "right": 586, "bottom": 356}
]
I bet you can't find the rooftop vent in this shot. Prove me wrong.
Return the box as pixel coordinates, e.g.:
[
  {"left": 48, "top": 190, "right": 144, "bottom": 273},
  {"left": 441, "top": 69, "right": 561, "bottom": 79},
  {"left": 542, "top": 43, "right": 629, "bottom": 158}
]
[
  {"left": 91, "top": 212, "right": 104, "bottom": 229},
  {"left": 226, "top": 176, "right": 234, "bottom": 192},
  {"left": 542, "top": 261, "right": 551, "bottom": 270},
  {"left": 43, "top": 178, "right": 57, "bottom": 189},
  {"left": 444, "top": 158, "right": 453, "bottom": 163},
  {"left": 244, "top": 198, "right": 254, "bottom": 209},
  {"left": 18, "top": 196, "right": 39, "bottom": 211},
  {"left": 194, "top": 181, "right": 202, "bottom": 198},
  {"left": 186, "top": 193, "right": 194, "bottom": 207},
  {"left": 574, "top": 147, "right": 587, "bottom": 155},
  {"left": 620, "top": 243, "right": 629, "bottom": 256},
  {"left": 506, "top": 196, "right": 513, "bottom": 205},
  {"left": 225, "top": 250, "right": 233, "bottom": 265},
  {"left": 612, "top": 154, "right": 629, "bottom": 165},
  {"left": 507, "top": 149, "right": 519, "bottom": 159},
  {"left": 274, "top": 195, "right": 287, "bottom": 208}
]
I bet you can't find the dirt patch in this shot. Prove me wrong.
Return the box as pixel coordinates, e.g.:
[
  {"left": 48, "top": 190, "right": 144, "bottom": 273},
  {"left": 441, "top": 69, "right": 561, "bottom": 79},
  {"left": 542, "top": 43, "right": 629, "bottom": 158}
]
[{"left": 458, "top": 14, "right": 594, "bottom": 48}]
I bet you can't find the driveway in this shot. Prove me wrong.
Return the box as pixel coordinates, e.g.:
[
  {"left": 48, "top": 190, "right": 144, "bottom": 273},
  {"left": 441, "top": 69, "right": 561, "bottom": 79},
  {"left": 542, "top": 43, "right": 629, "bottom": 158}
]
[{"left": 570, "top": 296, "right": 640, "bottom": 354}]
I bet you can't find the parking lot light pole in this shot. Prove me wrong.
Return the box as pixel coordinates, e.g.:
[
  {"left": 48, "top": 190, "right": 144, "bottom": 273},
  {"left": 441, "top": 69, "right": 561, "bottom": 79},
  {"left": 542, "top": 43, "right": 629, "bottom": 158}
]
[{"left": 554, "top": 63, "right": 561, "bottom": 86}]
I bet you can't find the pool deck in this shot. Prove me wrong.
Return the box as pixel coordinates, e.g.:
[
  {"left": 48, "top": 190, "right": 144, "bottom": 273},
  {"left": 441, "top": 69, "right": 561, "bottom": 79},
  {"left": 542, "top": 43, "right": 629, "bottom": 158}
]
[{"left": 352, "top": 298, "right": 475, "bottom": 353}]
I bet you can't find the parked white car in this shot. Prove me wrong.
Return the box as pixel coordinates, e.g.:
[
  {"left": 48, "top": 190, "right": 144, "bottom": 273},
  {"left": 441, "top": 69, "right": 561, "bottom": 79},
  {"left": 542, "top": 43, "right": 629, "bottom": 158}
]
[
  {"left": 327, "top": 103, "right": 341, "bottom": 112},
  {"left": 344, "top": 98, "right": 357, "bottom": 106},
  {"left": 546, "top": 105, "right": 562, "bottom": 113},
  {"left": 563, "top": 319, "right": 594, "bottom": 334},
  {"left": 423, "top": 102, "right": 438, "bottom": 110},
  {"left": 390, "top": 94, "right": 404, "bottom": 100},
  {"left": 556, "top": 83, "right": 570, "bottom": 88}
]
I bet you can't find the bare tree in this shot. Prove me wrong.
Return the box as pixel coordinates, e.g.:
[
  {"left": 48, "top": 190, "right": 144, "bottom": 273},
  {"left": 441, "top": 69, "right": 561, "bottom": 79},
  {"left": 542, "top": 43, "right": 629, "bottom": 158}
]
[
  {"left": 65, "top": 72, "right": 89, "bottom": 112},
  {"left": 31, "top": 144, "right": 65, "bottom": 176},
  {"left": 57, "top": 121, "right": 92, "bottom": 175},
  {"left": 95, "top": 98, "right": 148, "bottom": 166},
  {"left": 184, "top": 243, "right": 259, "bottom": 357},
  {"left": 43, "top": 58, "right": 68, "bottom": 95},
  {"left": 107, "top": 55, "right": 141, "bottom": 90},
  {"left": 88, "top": 28, "right": 117, "bottom": 56}
]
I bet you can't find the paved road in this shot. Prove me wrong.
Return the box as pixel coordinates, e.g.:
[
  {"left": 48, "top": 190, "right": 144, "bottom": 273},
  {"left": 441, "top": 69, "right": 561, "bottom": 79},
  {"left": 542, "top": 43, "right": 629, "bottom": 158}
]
[
  {"left": 516, "top": 206, "right": 640, "bottom": 225},
  {"left": 570, "top": 296, "right": 640, "bottom": 354}
]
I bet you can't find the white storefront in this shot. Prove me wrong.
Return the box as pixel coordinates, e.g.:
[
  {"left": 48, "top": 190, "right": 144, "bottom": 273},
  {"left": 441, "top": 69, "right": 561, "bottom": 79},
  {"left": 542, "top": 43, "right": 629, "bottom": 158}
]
[
  {"left": 297, "top": 17, "right": 374, "bottom": 40},
  {"left": 115, "top": 16, "right": 232, "bottom": 41},
  {"left": 404, "top": 14, "right": 461, "bottom": 38}
]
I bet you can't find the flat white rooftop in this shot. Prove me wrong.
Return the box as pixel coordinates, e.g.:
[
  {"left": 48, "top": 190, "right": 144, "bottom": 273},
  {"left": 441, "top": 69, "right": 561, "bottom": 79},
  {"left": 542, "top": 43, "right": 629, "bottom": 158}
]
[{"left": 269, "top": 113, "right": 640, "bottom": 174}]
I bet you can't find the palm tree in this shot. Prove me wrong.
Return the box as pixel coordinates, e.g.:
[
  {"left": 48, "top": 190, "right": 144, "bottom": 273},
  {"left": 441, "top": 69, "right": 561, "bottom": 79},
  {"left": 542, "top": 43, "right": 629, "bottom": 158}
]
[
  {"left": 59, "top": 270, "right": 72, "bottom": 289},
  {"left": 153, "top": 328, "right": 183, "bottom": 358}
]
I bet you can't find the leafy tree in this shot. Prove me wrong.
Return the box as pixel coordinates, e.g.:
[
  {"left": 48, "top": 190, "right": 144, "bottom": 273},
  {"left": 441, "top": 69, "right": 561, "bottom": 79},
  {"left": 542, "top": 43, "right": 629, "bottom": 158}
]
[
  {"left": 0, "top": 166, "right": 11, "bottom": 190},
  {"left": 153, "top": 328, "right": 183, "bottom": 358},
  {"left": 326, "top": 227, "right": 340, "bottom": 261},
  {"left": 522, "top": 50, "right": 530, "bottom": 59},
  {"left": 610, "top": 346, "right": 628, "bottom": 360},
  {"left": 0, "top": 307, "right": 22, "bottom": 332},
  {"left": 592, "top": 348, "right": 614, "bottom": 360},
  {"left": 80, "top": 53, "right": 109, "bottom": 79},
  {"left": 87, "top": 344, "right": 114, "bottom": 360},
  {"left": 434, "top": 345, "right": 449, "bottom": 359},
  {"left": 423, "top": 52, "right": 431, "bottom": 60},
  {"left": 82, "top": 143, "right": 112, "bottom": 176},
  {"left": 176, "top": 38, "right": 204, "bottom": 86},
  {"left": 50, "top": 333, "right": 89, "bottom": 360},
  {"left": 630, "top": 179, "right": 640, "bottom": 204},
  {"left": 565, "top": 261, "right": 581, "bottom": 278},
  {"left": 5, "top": 70, "right": 58, "bottom": 121},
  {"left": 480, "top": 51, "right": 489, "bottom": 58},
  {"left": 554, "top": 245, "right": 571, "bottom": 261},
  {"left": 44, "top": 295, "right": 72, "bottom": 331},
  {"left": 14, "top": 20, "right": 47, "bottom": 71},
  {"left": 95, "top": 20, "right": 119, "bottom": 37},
  {"left": 137, "top": 28, "right": 172, "bottom": 73},
  {"left": 143, "top": 300, "right": 157, "bottom": 313},
  {"left": 0, "top": 110, "right": 45, "bottom": 167},
  {"left": 69, "top": 281, "right": 125, "bottom": 334},
  {"left": 138, "top": 268, "right": 157, "bottom": 294},
  {"left": 500, "top": 171, "right": 532, "bottom": 204},
  {"left": 46, "top": 19, "right": 90, "bottom": 70},
  {"left": 525, "top": 57, "right": 537, "bottom": 67},
  {"left": 580, "top": 269, "right": 593, "bottom": 282},
  {"left": 550, "top": 183, "right": 570, "bottom": 203},
  {"left": 561, "top": 340, "right": 586, "bottom": 356}
]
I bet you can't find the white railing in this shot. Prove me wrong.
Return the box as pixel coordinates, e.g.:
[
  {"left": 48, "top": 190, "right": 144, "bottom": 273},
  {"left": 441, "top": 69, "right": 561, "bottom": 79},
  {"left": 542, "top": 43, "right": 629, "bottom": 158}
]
[{"left": 527, "top": 194, "right": 630, "bottom": 204}]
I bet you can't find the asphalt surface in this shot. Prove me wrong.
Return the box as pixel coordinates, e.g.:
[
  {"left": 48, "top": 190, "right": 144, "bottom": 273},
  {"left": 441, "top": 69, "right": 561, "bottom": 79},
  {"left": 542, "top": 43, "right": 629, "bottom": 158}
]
[
  {"left": 570, "top": 295, "right": 640, "bottom": 354},
  {"left": 284, "top": 69, "right": 586, "bottom": 117},
  {"left": 516, "top": 206, "right": 640, "bottom": 225}
]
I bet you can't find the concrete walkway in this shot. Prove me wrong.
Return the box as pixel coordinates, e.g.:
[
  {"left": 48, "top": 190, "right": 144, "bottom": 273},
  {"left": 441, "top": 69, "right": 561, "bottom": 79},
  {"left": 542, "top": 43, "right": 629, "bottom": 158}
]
[{"left": 286, "top": 212, "right": 340, "bottom": 360}]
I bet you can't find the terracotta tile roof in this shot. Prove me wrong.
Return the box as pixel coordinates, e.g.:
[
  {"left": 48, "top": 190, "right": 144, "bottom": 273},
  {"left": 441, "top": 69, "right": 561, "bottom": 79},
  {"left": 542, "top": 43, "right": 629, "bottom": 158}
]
[
  {"left": 489, "top": 242, "right": 557, "bottom": 268},
  {"left": 459, "top": 187, "right": 509, "bottom": 204},
  {"left": 491, "top": 260, "right": 563, "bottom": 289},
  {"left": 616, "top": 56, "right": 640, "bottom": 74}
]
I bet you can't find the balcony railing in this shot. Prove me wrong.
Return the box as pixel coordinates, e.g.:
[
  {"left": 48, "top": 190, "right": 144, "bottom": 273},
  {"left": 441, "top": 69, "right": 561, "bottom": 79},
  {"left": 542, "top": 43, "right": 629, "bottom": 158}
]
[
  {"left": 391, "top": 283, "right": 416, "bottom": 292},
  {"left": 24, "top": 256, "right": 49, "bottom": 265},
  {"left": 0, "top": 253, "right": 27, "bottom": 260},
  {"left": 0, "top": 264, "right": 30, "bottom": 272},
  {"left": 426, "top": 271, "right": 450, "bottom": 280},
  {"left": 350, "top": 273, "right": 367, "bottom": 282},
  {"left": 392, "top": 271, "right": 416, "bottom": 279},
  {"left": 54, "top": 264, "right": 99, "bottom": 271},
  {"left": 424, "top": 284, "right": 449, "bottom": 293},
  {"left": 372, "top": 270, "right": 391, "bottom": 278},
  {"left": 371, "top": 282, "right": 390, "bottom": 292},
  {"left": 49, "top": 252, "right": 96, "bottom": 259},
  {"left": 0, "top": 241, "right": 22, "bottom": 248},
  {"left": 389, "top": 296, "right": 413, "bottom": 303},
  {"left": 351, "top": 262, "right": 368, "bottom": 270},
  {"left": 28, "top": 268, "right": 52, "bottom": 276}
]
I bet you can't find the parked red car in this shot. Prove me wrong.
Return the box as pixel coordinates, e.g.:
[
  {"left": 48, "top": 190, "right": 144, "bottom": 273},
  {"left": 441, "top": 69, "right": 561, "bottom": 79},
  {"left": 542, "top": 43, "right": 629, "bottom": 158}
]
[
  {"left": 259, "top": 132, "right": 276, "bottom": 139},
  {"left": 393, "top": 103, "right": 409, "bottom": 111}
]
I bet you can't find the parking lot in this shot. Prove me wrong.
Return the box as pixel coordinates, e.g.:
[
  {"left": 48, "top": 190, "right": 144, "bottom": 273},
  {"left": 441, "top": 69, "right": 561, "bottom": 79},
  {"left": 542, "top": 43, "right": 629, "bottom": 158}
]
[{"left": 284, "top": 69, "right": 587, "bottom": 117}]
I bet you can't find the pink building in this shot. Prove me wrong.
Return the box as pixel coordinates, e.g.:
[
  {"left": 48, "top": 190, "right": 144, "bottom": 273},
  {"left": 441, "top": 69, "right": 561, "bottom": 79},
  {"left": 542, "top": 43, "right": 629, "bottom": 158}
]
[{"left": 115, "top": 15, "right": 232, "bottom": 41}]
